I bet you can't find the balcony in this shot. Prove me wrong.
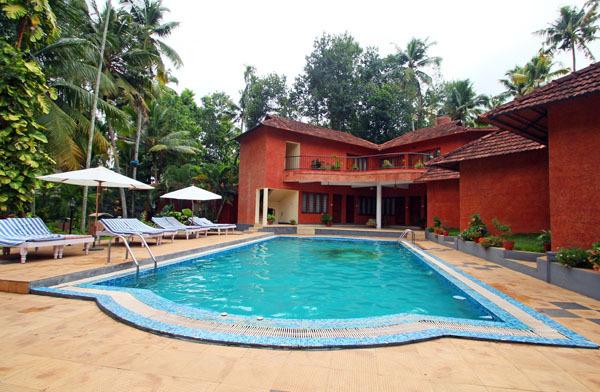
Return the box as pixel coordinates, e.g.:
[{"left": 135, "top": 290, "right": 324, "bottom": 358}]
[{"left": 283, "top": 153, "right": 430, "bottom": 186}]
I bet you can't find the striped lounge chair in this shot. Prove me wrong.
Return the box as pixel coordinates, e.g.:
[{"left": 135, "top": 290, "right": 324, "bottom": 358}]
[
  {"left": 0, "top": 217, "right": 93, "bottom": 263},
  {"left": 99, "top": 218, "right": 176, "bottom": 245},
  {"left": 152, "top": 216, "right": 209, "bottom": 239},
  {"left": 190, "top": 217, "right": 236, "bottom": 235}
]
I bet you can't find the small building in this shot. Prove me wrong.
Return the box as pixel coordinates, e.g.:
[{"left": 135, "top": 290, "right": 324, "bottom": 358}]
[
  {"left": 482, "top": 62, "right": 600, "bottom": 250},
  {"left": 236, "top": 115, "right": 494, "bottom": 229}
]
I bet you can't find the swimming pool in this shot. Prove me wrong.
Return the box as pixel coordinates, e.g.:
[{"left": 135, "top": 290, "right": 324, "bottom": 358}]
[
  {"left": 104, "top": 237, "right": 497, "bottom": 321},
  {"left": 35, "top": 236, "right": 597, "bottom": 348}
]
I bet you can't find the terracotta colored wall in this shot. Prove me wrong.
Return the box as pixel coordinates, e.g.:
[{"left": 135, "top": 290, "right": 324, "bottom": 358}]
[
  {"left": 426, "top": 179, "right": 460, "bottom": 228},
  {"left": 459, "top": 149, "right": 550, "bottom": 234},
  {"left": 237, "top": 130, "right": 268, "bottom": 224},
  {"left": 547, "top": 94, "right": 600, "bottom": 250}
]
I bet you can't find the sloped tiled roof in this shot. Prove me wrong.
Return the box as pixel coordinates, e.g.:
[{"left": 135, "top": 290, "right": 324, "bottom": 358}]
[
  {"left": 482, "top": 62, "right": 600, "bottom": 143},
  {"left": 238, "top": 115, "right": 378, "bottom": 149},
  {"left": 379, "top": 121, "right": 495, "bottom": 150},
  {"left": 415, "top": 167, "right": 460, "bottom": 182},
  {"left": 427, "top": 130, "right": 546, "bottom": 169}
]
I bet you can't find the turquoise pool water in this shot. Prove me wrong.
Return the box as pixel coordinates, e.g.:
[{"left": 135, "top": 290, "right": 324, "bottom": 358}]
[{"left": 107, "top": 237, "right": 498, "bottom": 321}]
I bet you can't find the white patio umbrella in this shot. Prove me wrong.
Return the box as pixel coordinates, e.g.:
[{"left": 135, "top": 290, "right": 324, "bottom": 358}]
[
  {"left": 38, "top": 166, "right": 154, "bottom": 233},
  {"left": 160, "top": 185, "right": 221, "bottom": 213}
]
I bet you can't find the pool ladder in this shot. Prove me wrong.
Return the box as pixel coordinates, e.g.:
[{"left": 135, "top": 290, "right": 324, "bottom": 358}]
[
  {"left": 398, "top": 229, "right": 416, "bottom": 244},
  {"left": 106, "top": 233, "right": 158, "bottom": 272}
]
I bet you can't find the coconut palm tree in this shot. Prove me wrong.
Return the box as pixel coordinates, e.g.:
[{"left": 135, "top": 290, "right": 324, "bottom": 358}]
[
  {"left": 500, "top": 52, "right": 569, "bottom": 97},
  {"left": 536, "top": 1, "right": 599, "bottom": 71},
  {"left": 120, "top": 0, "right": 181, "bottom": 214},
  {"left": 443, "top": 80, "right": 488, "bottom": 126},
  {"left": 396, "top": 38, "right": 441, "bottom": 129}
]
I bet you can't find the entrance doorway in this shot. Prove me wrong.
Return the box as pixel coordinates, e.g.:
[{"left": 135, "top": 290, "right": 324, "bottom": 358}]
[
  {"left": 394, "top": 197, "right": 406, "bottom": 225},
  {"left": 332, "top": 194, "right": 343, "bottom": 223},
  {"left": 346, "top": 195, "right": 354, "bottom": 223},
  {"left": 409, "top": 196, "right": 423, "bottom": 226}
]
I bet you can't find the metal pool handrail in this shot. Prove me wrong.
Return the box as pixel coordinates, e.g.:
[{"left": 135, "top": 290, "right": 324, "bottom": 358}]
[{"left": 399, "top": 229, "right": 415, "bottom": 243}]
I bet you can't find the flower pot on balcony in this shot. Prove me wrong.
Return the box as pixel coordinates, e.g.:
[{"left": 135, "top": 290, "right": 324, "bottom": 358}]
[{"left": 503, "top": 240, "right": 515, "bottom": 251}]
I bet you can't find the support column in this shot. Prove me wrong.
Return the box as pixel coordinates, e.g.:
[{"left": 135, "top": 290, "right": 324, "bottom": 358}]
[
  {"left": 376, "top": 183, "right": 382, "bottom": 229},
  {"left": 254, "top": 189, "right": 261, "bottom": 224},
  {"left": 262, "top": 188, "right": 269, "bottom": 226}
]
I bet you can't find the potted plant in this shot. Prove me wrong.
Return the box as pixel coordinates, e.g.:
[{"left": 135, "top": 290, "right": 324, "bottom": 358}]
[
  {"left": 479, "top": 236, "right": 502, "bottom": 249},
  {"left": 321, "top": 213, "right": 333, "bottom": 227},
  {"left": 538, "top": 230, "right": 552, "bottom": 252},
  {"left": 331, "top": 156, "right": 342, "bottom": 170},
  {"left": 267, "top": 213, "right": 275, "bottom": 225},
  {"left": 414, "top": 161, "right": 425, "bottom": 169},
  {"left": 589, "top": 242, "right": 600, "bottom": 272},
  {"left": 460, "top": 213, "right": 487, "bottom": 242},
  {"left": 492, "top": 218, "right": 514, "bottom": 250},
  {"left": 442, "top": 226, "right": 449, "bottom": 236},
  {"left": 310, "top": 159, "right": 322, "bottom": 170},
  {"left": 381, "top": 159, "right": 394, "bottom": 169},
  {"left": 290, "top": 219, "right": 297, "bottom": 225}
]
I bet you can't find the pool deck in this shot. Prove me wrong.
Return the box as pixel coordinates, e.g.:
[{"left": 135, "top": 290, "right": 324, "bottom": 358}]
[{"left": 1, "top": 238, "right": 600, "bottom": 391}]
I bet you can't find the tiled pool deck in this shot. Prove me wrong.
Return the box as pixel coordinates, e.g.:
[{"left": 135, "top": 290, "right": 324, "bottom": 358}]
[{"left": 1, "top": 238, "right": 600, "bottom": 391}]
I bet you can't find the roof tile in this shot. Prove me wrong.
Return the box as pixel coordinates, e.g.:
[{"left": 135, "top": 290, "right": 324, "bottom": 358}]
[
  {"left": 427, "top": 130, "right": 545, "bottom": 169},
  {"left": 415, "top": 167, "right": 460, "bottom": 182},
  {"left": 379, "top": 122, "right": 495, "bottom": 150}
]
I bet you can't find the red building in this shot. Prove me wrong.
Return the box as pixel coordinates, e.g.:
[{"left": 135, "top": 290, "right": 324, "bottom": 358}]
[
  {"left": 481, "top": 62, "right": 600, "bottom": 250},
  {"left": 236, "top": 115, "right": 494, "bottom": 229}
]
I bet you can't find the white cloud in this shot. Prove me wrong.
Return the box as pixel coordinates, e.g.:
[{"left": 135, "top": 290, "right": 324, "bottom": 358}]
[{"left": 161, "top": 0, "right": 599, "bottom": 102}]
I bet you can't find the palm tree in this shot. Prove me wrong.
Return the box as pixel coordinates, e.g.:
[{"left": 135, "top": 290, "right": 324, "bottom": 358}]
[
  {"left": 536, "top": 1, "right": 599, "bottom": 71},
  {"left": 396, "top": 38, "right": 441, "bottom": 130},
  {"left": 120, "top": 0, "right": 181, "bottom": 214},
  {"left": 500, "top": 52, "right": 569, "bottom": 97},
  {"left": 443, "top": 80, "right": 488, "bottom": 126},
  {"left": 143, "top": 99, "right": 201, "bottom": 184}
]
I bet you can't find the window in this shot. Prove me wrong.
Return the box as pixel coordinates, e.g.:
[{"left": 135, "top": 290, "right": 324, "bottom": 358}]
[
  {"left": 359, "top": 197, "right": 376, "bottom": 215},
  {"left": 383, "top": 198, "right": 395, "bottom": 215},
  {"left": 302, "top": 192, "right": 328, "bottom": 214}
]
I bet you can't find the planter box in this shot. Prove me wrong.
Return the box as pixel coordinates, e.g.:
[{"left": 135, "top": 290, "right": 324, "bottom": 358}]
[
  {"left": 537, "top": 258, "right": 600, "bottom": 300},
  {"left": 425, "top": 231, "right": 600, "bottom": 300}
]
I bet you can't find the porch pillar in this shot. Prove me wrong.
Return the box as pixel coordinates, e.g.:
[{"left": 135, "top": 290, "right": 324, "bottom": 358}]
[
  {"left": 376, "top": 183, "right": 382, "bottom": 229},
  {"left": 254, "top": 189, "right": 261, "bottom": 224},
  {"left": 262, "top": 188, "right": 269, "bottom": 226}
]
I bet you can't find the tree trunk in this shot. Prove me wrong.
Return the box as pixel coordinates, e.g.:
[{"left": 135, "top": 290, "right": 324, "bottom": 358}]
[
  {"left": 572, "top": 45, "right": 576, "bottom": 72},
  {"left": 107, "top": 121, "right": 128, "bottom": 217},
  {"left": 216, "top": 199, "right": 225, "bottom": 221},
  {"left": 81, "top": 1, "right": 111, "bottom": 232},
  {"left": 130, "top": 105, "right": 143, "bottom": 216},
  {"left": 15, "top": 18, "right": 27, "bottom": 49}
]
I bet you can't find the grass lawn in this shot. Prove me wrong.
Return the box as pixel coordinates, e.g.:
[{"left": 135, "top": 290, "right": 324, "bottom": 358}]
[{"left": 506, "top": 233, "right": 544, "bottom": 253}]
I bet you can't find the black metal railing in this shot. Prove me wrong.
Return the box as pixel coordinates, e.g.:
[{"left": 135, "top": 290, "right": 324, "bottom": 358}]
[{"left": 284, "top": 153, "right": 432, "bottom": 171}]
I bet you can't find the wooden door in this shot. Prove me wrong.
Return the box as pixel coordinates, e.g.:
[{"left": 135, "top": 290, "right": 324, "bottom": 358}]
[{"left": 332, "top": 194, "right": 343, "bottom": 223}]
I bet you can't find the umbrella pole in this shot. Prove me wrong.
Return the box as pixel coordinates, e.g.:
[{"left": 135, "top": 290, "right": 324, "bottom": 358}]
[{"left": 89, "top": 182, "right": 104, "bottom": 251}]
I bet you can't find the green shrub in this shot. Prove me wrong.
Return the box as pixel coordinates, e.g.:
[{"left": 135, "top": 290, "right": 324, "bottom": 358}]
[
  {"left": 290, "top": 219, "right": 297, "bottom": 225},
  {"left": 181, "top": 208, "right": 193, "bottom": 217},
  {"left": 433, "top": 216, "right": 442, "bottom": 228},
  {"left": 460, "top": 213, "right": 487, "bottom": 241},
  {"left": 538, "top": 230, "right": 551, "bottom": 245},
  {"left": 588, "top": 242, "right": 600, "bottom": 269},
  {"left": 321, "top": 213, "right": 332, "bottom": 224},
  {"left": 492, "top": 218, "right": 512, "bottom": 238},
  {"left": 426, "top": 227, "right": 434, "bottom": 233},
  {"left": 556, "top": 247, "right": 592, "bottom": 268},
  {"left": 480, "top": 236, "right": 503, "bottom": 249}
]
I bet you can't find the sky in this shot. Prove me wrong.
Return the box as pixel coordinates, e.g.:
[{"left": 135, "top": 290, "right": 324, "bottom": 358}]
[{"left": 161, "top": 0, "right": 600, "bottom": 103}]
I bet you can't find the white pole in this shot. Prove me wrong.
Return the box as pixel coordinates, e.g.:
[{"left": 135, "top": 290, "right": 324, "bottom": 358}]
[
  {"left": 254, "top": 189, "right": 260, "bottom": 224},
  {"left": 81, "top": 0, "right": 111, "bottom": 232},
  {"left": 262, "top": 188, "right": 269, "bottom": 226},
  {"left": 376, "top": 183, "right": 382, "bottom": 229}
]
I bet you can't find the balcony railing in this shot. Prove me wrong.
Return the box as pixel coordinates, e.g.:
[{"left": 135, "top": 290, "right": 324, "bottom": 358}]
[{"left": 284, "top": 153, "right": 432, "bottom": 171}]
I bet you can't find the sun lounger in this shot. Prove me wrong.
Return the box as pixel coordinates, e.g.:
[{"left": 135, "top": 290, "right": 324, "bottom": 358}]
[
  {"left": 190, "top": 217, "right": 236, "bottom": 235},
  {"left": 152, "top": 216, "right": 209, "bottom": 239},
  {"left": 99, "top": 218, "right": 175, "bottom": 245},
  {"left": 0, "top": 217, "right": 93, "bottom": 263}
]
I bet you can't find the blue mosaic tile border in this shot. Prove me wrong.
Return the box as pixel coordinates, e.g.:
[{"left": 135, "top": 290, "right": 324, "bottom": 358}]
[{"left": 32, "top": 236, "right": 598, "bottom": 349}]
